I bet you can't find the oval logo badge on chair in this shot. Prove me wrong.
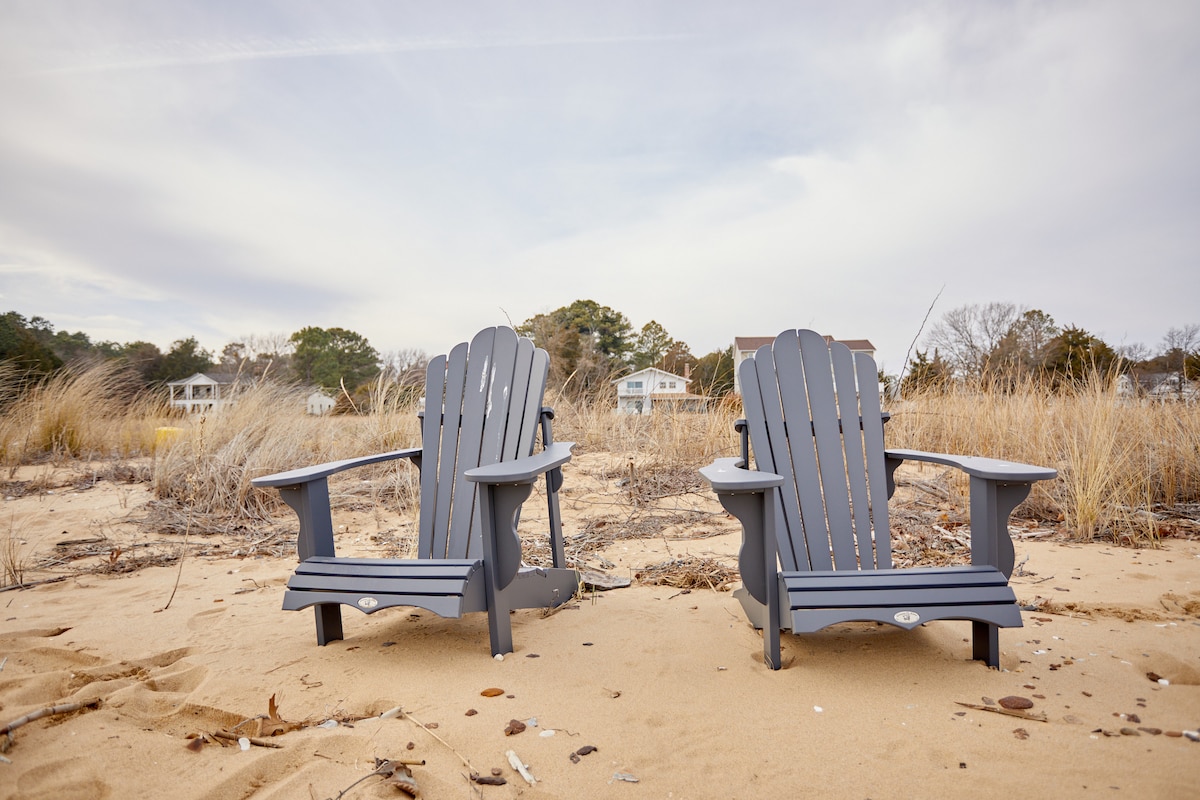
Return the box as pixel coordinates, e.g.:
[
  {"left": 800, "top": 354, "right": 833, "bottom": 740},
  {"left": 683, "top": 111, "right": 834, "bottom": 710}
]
[
  {"left": 358, "top": 597, "right": 379, "bottom": 609},
  {"left": 894, "top": 611, "right": 920, "bottom": 624}
]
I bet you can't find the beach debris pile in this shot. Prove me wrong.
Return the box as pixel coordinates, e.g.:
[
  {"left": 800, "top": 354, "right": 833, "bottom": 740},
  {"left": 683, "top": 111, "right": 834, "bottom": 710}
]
[{"left": 635, "top": 555, "right": 739, "bottom": 591}]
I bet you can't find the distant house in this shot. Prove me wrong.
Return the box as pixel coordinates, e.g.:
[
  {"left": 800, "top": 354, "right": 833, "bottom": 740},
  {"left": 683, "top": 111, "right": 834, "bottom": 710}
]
[
  {"left": 306, "top": 391, "right": 336, "bottom": 415},
  {"left": 166, "top": 372, "right": 243, "bottom": 414},
  {"left": 732, "top": 335, "right": 876, "bottom": 394},
  {"left": 612, "top": 367, "right": 708, "bottom": 415},
  {"left": 1145, "top": 374, "right": 1199, "bottom": 403},
  {"left": 1119, "top": 372, "right": 1200, "bottom": 403}
]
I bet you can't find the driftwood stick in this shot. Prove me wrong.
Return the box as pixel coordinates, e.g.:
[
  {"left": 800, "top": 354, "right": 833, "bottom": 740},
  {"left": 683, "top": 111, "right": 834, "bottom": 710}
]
[
  {"left": 211, "top": 730, "right": 284, "bottom": 748},
  {"left": 388, "top": 706, "right": 476, "bottom": 772},
  {"left": 0, "top": 576, "right": 68, "bottom": 593},
  {"left": 54, "top": 536, "right": 107, "bottom": 547},
  {"left": 955, "top": 701, "right": 1049, "bottom": 722},
  {"left": 1, "top": 699, "right": 101, "bottom": 736}
]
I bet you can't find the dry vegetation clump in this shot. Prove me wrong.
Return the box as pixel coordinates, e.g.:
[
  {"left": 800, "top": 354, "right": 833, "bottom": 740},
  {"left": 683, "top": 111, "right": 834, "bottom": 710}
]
[
  {"left": 889, "top": 374, "right": 1200, "bottom": 544},
  {"left": 151, "top": 381, "right": 426, "bottom": 530},
  {"left": 635, "top": 555, "right": 740, "bottom": 591},
  {"left": 2, "top": 515, "right": 33, "bottom": 587},
  {"left": 5, "top": 355, "right": 1199, "bottom": 557},
  {"left": 0, "top": 361, "right": 167, "bottom": 469}
]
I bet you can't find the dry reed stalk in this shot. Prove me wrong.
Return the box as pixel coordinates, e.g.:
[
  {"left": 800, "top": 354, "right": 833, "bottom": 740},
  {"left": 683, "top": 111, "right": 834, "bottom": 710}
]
[
  {"left": 1, "top": 514, "right": 30, "bottom": 587},
  {"left": 1053, "top": 376, "right": 1145, "bottom": 541}
]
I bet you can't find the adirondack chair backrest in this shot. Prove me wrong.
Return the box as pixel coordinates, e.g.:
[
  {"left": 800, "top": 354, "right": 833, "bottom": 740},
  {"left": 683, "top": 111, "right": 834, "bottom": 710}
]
[
  {"left": 416, "top": 327, "right": 550, "bottom": 560},
  {"left": 739, "top": 329, "right": 893, "bottom": 572}
]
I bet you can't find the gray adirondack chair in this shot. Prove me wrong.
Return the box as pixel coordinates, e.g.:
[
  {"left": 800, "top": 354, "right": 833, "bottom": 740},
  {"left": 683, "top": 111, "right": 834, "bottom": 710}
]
[
  {"left": 251, "top": 327, "right": 579, "bottom": 656},
  {"left": 700, "top": 329, "right": 1056, "bottom": 669}
]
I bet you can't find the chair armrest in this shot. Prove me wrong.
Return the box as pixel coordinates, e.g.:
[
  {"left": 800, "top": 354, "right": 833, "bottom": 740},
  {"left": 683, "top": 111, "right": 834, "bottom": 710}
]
[
  {"left": 699, "top": 457, "right": 784, "bottom": 493},
  {"left": 699, "top": 457, "right": 783, "bottom": 609},
  {"left": 251, "top": 448, "right": 422, "bottom": 488},
  {"left": 465, "top": 442, "right": 575, "bottom": 485},
  {"left": 886, "top": 449, "right": 1057, "bottom": 483},
  {"left": 886, "top": 449, "right": 1055, "bottom": 579},
  {"left": 250, "top": 448, "right": 422, "bottom": 562}
]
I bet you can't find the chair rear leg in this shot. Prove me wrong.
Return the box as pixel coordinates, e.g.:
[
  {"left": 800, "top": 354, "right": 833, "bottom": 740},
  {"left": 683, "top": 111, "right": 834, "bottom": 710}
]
[
  {"left": 314, "top": 604, "right": 344, "bottom": 645},
  {"left": 487, "top": 600, "right": 514, "bottom": 657},
  {"left": 972, "top": 620, "right": 999, "bottom": 668},
  {"left": 763, "top": 623, "right": 782, "bottom": 670},
  {"left": 763, "top": 575, "right": 783, "bottom": 669}
]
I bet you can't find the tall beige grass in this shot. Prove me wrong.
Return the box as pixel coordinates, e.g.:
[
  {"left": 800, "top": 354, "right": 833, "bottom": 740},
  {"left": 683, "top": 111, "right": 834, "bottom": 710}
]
[
  {"left": 0, "top": 360, "right": 167, "bottom": 470},
  {"left": 889, "top": 374, "right": 1200, "bottom": 543},
  {"left": 150, "top": 377, "right": 426, "bottom": 524},
  {"left": 5, "top": 358, "right": 1198, "bottom": 546},
  {"left": 549, "top": 390, "right": 742, "bottom": 466}
]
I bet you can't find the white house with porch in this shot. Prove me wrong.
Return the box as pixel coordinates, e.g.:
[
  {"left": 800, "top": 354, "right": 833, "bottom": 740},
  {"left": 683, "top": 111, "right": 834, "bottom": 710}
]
[
  {"left": 166, "top": 373, "right": 242, "bottom": 414},
  {"left": 612, "top": 367, "right": 707, "bottom": 415},
  {"left": 733, "top": 335, "right": 876, "bottom": 394}
]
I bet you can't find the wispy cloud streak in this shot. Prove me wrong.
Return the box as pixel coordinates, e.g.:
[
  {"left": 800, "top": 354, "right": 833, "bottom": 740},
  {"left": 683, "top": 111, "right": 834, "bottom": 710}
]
[{"left": 33, "top": 32, "right": 691, "bottom": 76}]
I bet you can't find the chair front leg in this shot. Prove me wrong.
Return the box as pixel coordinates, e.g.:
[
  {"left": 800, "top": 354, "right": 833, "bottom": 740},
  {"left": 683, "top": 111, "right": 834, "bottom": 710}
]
[
  {"left": 713, "top": 487, "right": 785, "bottom": 669},
  {"left": 972, "top": 620, "right": 1000, "bottom": 668},
  {"left": 968, "top": 477, "right": 1033, "bottom": 578},
  {"left": 277, "top": 478, "right": 343, "bottom": 644},
  {"left": 277, "top": 478, "right": 337, "bottom": 561},
  {"left": 477, "top": 480, "right": 535, "bottom": 656}
]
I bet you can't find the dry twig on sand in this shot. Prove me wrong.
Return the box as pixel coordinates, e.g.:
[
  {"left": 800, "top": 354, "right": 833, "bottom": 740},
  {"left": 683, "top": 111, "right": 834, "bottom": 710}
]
[{"left": 1, "top": 700, "right": 102, "bottom": 751}]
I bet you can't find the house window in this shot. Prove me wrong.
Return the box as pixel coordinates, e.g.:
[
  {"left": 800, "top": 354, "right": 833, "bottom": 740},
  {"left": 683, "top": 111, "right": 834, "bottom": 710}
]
[
  {"left": 658, "top": 381, "right": 666, "bottom": 388},
  {"left": 627, "top": 381, "right": 643, "bottom": 390},
  {"left": 668, "top": 381, "right": 677, "bottom": 388}
]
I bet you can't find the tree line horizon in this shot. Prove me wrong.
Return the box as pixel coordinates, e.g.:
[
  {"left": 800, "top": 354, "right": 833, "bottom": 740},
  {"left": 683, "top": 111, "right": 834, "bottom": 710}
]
[{"left": 3, "top": 302, "right": 1198, "bottom": 404}]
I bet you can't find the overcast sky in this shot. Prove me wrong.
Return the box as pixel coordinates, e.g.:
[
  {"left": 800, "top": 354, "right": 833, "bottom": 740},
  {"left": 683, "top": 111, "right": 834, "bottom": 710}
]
[{"left": 2, "top": 1, "right": 1197, "bottom": 374}]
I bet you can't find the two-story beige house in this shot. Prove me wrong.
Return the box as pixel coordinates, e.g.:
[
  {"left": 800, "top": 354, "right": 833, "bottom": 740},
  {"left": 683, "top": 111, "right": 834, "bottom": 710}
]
[{"left": 733, "top": 335, "right": 875, "bottom": 394}]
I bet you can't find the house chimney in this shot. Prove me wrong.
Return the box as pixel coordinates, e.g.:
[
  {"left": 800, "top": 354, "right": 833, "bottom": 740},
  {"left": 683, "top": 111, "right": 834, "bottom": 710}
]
[{"left": 683, "top": 363, "right": 691, "bottom": 380}]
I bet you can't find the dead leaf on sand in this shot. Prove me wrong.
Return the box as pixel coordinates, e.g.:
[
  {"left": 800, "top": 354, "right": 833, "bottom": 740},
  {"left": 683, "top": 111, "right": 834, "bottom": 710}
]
[{"left": 256, "top": 693, "right": 303, "bottom": 736}]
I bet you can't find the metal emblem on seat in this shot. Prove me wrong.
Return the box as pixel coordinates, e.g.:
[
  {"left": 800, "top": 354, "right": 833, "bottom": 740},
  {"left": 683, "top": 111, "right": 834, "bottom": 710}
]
[
  {"left": 894, "top": 610, "right": 920, "bottom": 624},
  {"left": 358, "top": 597, "right": 379, "bottom": 609}
]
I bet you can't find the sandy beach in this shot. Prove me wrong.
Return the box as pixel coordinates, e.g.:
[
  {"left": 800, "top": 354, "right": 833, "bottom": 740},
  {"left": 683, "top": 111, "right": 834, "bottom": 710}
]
[{"left": 2, "top": 455, "right": 1198, "bottom": 799}]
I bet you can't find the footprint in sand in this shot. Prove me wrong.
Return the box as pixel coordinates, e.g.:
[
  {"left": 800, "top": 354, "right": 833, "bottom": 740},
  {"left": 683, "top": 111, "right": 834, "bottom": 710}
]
[
  {"left": 185, "top": 605, "right": 228, "bottom": 631},
  {"left": 1158, "top": 590, "right": 1200, "bottom": 617},
  {"left": 14, "top": 758, "right": 111, "bottom": 800}
]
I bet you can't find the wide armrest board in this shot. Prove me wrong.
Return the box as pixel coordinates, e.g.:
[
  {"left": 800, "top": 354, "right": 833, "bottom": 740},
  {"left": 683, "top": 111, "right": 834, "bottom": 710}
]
[
  {"left": 886, "top": 449, "right": 1057, "bottom": 483},
  {"left": 251, "top": 448, "right": 421, "bottom": 488},
  {"left": 464, "top": 442, "right": 575, "bottom": 484},
  {"left": 699, "top": 457, "right": 785, "bottom": 492}
]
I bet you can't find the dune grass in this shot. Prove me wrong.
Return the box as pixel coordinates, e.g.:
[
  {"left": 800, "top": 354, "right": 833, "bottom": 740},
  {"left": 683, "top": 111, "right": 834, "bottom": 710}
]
[
  {"left": 549, "top": 389, "right": 742, "bottom": 465},
  {"left": 3, "top": 359, "right": 1199, "bottom": 546},
  {"left": 0, "top": 360, "right": 168, "bottom": 471},
  {"left": 889, "top": 374, "right": 1200, "bottom": 543}
]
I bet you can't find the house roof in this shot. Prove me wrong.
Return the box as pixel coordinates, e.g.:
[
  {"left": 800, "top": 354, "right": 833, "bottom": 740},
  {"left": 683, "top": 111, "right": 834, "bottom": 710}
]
[
  {"left": 611, "top": 366, "right": 690, "bottom": 384},
  {"left": 165, "top": 371, "right": 246, "bottom": 387},
  {"left": 733, "top": 336, "right": 775, "bottom": 352},
  {"left": 735, "top": 335, "right": 875, "bottom": 352}
]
